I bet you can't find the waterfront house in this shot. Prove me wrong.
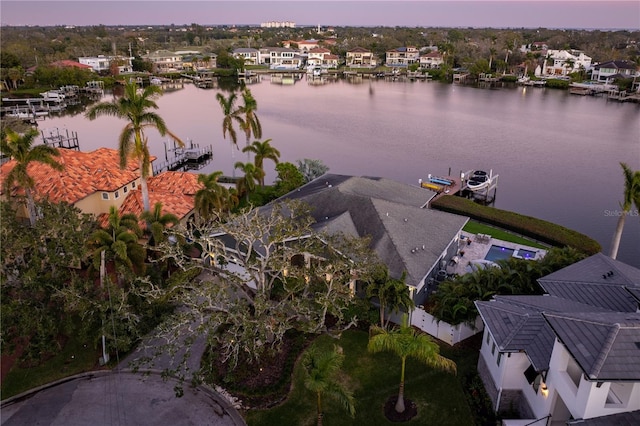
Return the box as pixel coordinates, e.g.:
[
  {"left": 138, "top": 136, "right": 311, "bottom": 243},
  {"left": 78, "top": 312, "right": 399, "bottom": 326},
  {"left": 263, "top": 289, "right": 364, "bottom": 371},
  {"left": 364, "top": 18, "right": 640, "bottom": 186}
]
[
  {"left": 232, "top": 48, "right": 260, "bottom": 66},
  {"left": 79, "top": 55, "right": 134, "bottom": 74},
  {"left": 180, "top": 53, "right": 216, "bottom": 71},
  {"left": 346, "top": 47, "right": 376, "bottom": 68},
  {"left": 419, "top": 51, "right": 444, "bottom": 69},
  {"left": 142, "top": 50, "right": 184, "bottom": 73},
  {"left": 540, "top": 50, "right": 592, "bottom": 77},
  {"left": 385, "top": 46, "right": 420, "bottom": 68},
  {"left": 49, "top": 60, "right": 94, "bottom": 72},
  {"left": 590, "top": 60, "right": 639, "bottom": 85},
  {"left": 0, "top": 147, "right": 199, "bottom": 226},
  {"left": 264, "top": 47, "right": 303, "bottom": 70},
  {"left": 263, "top": 174, "right": 469, "bottom": 306},
  {"left": 476, "top": 253, "right": 640, "bottom": 425},
  {"left": 306, "top": 47, "right": 338, "bottom": 69}
]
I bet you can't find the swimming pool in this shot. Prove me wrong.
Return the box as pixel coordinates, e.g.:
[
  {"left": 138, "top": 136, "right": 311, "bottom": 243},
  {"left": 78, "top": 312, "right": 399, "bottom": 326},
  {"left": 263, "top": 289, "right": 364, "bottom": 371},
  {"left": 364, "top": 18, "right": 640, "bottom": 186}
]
[
  {"left": 515, "top": 248, "right": 537, "bottom": 260},
  {"left": 484, "top": 245, "right": 516, "bottom": 262}
]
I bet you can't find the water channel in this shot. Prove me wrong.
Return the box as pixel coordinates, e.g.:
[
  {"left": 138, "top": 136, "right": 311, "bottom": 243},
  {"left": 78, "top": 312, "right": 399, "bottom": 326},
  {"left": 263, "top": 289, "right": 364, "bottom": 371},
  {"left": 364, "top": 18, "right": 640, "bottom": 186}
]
[{"left": 36, "top": 74, "right": 640, "bottom": 268}]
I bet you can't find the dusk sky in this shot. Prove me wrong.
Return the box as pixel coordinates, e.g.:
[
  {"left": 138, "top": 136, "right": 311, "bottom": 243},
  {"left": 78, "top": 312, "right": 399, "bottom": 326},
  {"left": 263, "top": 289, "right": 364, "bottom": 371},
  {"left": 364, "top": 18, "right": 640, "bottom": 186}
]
[{"left": 1, "top": 1, "right": 639, "bottom": 29}]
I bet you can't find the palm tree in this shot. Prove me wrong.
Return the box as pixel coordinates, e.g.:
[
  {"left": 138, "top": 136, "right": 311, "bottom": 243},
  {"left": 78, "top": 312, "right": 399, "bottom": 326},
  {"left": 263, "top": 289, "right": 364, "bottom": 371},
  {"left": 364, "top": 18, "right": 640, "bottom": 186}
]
[
  {"left": 139, "top": 201, "right": 179, "bottom": 246},
  {"left": 368, "top": 315, "right": 456, "bottom": 414},
  {"left": 241, "top": 138, "right": 280, "bottom": 186},
  {"left": 609, "top": 162, "right": 640, "bottom": 259},
  {"left": 234, "top": 161, "right": 262, "bottom": 201},
  {"left": 216, "top": 91, "right": 240, "bottom": 174},
  {"left": 88, "top": 206, "right": 145, "bottom": 280},
  {"left": 85, "top": 81, "right": 183, "bottom": 213},
  {"left": 1, "top": 128, "right": 63, "bottom": 226},
  {"left": 194, "top": 171, "right": 229, "bottom": 221},
  {"left": 236, "top": 88, "right": 262, "bottom": 157},
  {"left": 302, "top": 345, "right": 355, "bottom": 426},
  {"left": 366, "top": 267, "right": 414, "bottom": 329}
]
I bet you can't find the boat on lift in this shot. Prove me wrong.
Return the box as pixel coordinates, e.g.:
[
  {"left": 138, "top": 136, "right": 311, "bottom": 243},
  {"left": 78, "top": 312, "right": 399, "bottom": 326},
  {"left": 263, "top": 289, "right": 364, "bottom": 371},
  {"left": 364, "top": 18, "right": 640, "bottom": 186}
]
[{"left": 466, "top": 170, "right": 491, "bottom": 191}]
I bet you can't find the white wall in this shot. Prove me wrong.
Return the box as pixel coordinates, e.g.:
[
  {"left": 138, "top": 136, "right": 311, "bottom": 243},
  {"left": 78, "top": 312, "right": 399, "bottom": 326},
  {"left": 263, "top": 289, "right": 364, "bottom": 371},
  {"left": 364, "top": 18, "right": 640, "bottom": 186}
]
[{"left": 407, "top": 309, "right": 482, "bottom": 345}]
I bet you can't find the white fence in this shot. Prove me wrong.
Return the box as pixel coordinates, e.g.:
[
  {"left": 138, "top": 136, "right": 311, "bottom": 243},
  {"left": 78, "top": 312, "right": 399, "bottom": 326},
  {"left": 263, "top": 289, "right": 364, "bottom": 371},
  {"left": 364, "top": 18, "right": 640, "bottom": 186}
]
[{"left": 390, "top": 309, "right": 483, "bottom": 345}]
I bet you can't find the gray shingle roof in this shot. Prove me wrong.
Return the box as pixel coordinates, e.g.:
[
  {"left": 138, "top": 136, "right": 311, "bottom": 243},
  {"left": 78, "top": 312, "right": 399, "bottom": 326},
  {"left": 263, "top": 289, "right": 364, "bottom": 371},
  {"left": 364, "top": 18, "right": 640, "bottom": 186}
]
[
  {"left": 544, "top": 312, "right": 640, "bottom": 380},
  {"left": 567, "top": 409, "right": 640, "bottom": 425},
  {"left": 476, "top": 295, "right": 610, "bottom": 372},
  {"left": 538, "top": 253, "right": 640, "bottom": 312},
  {"left": 538, "top": 253, "right": 640, "bottom": 286},
  {"left": 274, "top": 174, "right": 466, "bottom": 286}
]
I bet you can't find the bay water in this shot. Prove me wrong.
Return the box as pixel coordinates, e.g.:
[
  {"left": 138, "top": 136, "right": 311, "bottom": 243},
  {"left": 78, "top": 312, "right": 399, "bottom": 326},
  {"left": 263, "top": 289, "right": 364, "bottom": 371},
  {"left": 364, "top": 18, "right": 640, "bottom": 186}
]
[{"left": 38, "top": 75, "right": 640, "bottom": 267}]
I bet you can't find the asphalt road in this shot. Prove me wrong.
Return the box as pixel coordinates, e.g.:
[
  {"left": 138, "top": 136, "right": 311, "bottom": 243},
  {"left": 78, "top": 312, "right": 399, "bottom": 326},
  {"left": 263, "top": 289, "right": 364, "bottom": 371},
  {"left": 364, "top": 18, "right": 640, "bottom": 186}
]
[{"left": 1, "top": 370, "right": 246, "bottom": 426}]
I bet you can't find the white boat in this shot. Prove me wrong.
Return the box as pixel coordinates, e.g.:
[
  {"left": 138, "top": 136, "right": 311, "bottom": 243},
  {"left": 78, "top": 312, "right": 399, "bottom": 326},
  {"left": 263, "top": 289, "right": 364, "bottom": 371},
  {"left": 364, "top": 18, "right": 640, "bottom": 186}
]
[
  {"left": 466, "top": 170, "right": 490, "bottom": 191},
  {"left": 42, "top": 90, "right": 65, "bottom": 102}
]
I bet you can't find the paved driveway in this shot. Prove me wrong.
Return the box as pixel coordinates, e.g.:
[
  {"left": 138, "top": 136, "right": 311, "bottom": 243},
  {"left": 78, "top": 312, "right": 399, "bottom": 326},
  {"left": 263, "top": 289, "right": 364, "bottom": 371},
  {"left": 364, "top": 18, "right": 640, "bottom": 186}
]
[{"left": 1, "top": 370, "right": 246, "bottom": 426}]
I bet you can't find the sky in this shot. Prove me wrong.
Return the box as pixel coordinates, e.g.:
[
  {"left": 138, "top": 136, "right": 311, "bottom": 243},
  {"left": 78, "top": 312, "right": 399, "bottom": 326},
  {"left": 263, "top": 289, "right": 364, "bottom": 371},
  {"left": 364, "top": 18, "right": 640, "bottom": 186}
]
[{"left": 1, "top": 1, "right": 639, "bottom": 30}]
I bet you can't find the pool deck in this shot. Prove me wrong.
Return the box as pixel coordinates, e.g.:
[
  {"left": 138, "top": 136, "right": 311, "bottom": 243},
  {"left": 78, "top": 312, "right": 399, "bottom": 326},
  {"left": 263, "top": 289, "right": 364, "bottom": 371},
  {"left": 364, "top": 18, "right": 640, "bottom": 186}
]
[{"left": 446, "top": 231, "right": 547, "bottom": 276}]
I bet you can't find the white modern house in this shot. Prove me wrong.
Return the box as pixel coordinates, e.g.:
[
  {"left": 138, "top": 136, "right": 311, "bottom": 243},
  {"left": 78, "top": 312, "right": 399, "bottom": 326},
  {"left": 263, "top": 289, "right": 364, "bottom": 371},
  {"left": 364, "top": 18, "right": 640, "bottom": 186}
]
[
  {"left": 78, "top": 55, "right": 133, "bottom": 74},
  {"left": 476, "top": 253, "right": 640, "bottom": 425},
  {"left": 538, "top": 50, "right": 592, "bottom": 77},
  {"left": 264, "top": 47, "right": 303, "bottom": 70},
  {"left": 232, "top": 48, "right": 260, "bottom": 66}
]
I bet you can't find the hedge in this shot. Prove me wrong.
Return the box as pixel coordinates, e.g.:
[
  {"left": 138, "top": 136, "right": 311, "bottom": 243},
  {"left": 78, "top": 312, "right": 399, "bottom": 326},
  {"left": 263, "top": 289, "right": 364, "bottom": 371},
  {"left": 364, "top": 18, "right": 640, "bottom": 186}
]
[{"left": 430, "top": 195, "right": 601, "bottom": 255}]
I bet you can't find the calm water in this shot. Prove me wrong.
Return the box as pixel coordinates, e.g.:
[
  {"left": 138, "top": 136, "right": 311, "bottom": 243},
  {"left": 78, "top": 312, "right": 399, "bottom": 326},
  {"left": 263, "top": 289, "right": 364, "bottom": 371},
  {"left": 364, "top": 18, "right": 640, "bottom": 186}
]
[{"left": 37, "top": 75, "right": 640, "bottom": 267}]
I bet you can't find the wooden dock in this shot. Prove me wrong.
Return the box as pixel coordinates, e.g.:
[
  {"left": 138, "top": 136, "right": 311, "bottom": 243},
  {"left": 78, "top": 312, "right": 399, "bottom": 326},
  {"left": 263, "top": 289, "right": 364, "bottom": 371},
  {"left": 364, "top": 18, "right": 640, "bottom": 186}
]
[
  {"left": 152, "top": 141, "right": 213, "bottom": 174},
  {"left": 421, "top": 168, "right": 499, "bottom": 205},
  {"left": 41, "top": 128, "right": 80, "bottom": 150}
]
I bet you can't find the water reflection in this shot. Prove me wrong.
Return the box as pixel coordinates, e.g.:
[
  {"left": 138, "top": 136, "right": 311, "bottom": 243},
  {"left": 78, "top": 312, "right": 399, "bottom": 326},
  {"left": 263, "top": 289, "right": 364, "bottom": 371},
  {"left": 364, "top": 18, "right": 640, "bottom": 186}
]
[{"left": 28, "top": 76, "right": 640, "bottom": 267}]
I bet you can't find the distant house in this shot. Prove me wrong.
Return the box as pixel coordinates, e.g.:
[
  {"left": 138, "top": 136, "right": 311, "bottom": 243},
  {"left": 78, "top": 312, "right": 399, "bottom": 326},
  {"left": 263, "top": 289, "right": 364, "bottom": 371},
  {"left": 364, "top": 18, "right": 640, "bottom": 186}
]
[
  {"left": 386, "top": 46, "right": 419, "bottom": 68},
  {"left": 419, "top": 51, "right": 444, "bottom": 69},
  {"left": 180, "top": 53, "right": 216, "bottom": 71},
  {"left": 142, "top": 50, "right": 185, "bottom": 73},
  {"left": 591, "top": 60, "right": 639, "bottom": 84},
  {"left": 476, "top": 253, "right": 640, "bottom": 424},
  {"left": 264, "top": 47, "right": 303, "bottom": 70},
  {"left": 49, "top": 60, "right": 94, "bottom": 71},
  {"left": 296, "top": 39, "right": 320, "bottom": 52},
  {"left": 232, "top": 48, "right": 260, "bottom": 66},
  {"left": 78, "top": 55, "right": 133, "bottom": 74},
  {"left": 306, "top": 47, "right": 338, "bottom": 69},
  {"left": 264, "top": 174, "right": 469, "bottom": 305},
  {"left": 540, "top": 49, "right": 592, "bottom": 77},
  {"left": 346, "top": 47, "right": 376, "bottom": 68}
]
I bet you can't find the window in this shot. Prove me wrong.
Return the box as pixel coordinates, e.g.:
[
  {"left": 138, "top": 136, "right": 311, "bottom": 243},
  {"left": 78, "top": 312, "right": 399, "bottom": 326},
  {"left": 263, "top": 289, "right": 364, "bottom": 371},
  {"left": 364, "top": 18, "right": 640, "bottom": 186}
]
[
  {"left": 102, "top": 192, "right": 109, "bottom": 200},
  {"left": 486, "top": 330, "right": 490, "bottom": 345},
  {"left": 497, "top": 352, "right": 503, "bottom": 366},
  {"left": 123, "top": 186, "right": 128, "bottom": 194},
  {"left": 132, "top": 181, "right": 136, "bottom": 188},
  {"left": 114, "top": 190, "right": 119, "bottom": 199},
  {"left": 491, "top": 342, "right": 496, "bottom": 355}
]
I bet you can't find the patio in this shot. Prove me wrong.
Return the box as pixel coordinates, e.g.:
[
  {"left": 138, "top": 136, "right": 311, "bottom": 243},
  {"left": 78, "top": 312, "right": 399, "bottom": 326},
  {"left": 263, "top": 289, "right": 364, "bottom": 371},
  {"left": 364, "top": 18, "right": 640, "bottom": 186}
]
[{"left": 446, "top": 231, "right": 547, "bottom": 276}]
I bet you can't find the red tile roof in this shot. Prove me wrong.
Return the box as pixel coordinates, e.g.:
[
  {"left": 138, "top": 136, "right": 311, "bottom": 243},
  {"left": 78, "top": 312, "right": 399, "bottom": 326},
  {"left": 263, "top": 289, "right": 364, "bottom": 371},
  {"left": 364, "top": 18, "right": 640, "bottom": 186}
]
[
  {"left": 0, "top": 147, "right": 143, "bottom": 203},
  {"left": 50, "top": 60, "right": 94, "bottom": 70},
  {"left": 115, "top": 171, "right": 201, "bottom": 222}
]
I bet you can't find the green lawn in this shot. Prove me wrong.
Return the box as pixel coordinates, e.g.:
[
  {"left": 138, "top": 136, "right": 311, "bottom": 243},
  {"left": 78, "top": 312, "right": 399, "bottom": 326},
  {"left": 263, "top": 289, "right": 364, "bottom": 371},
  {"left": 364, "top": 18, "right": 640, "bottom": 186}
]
[
  {"left": 1, "top": 336, "right": 99, "bottom": 399},
  {"left": 244, "top": 330, "right": 475, "bottom": 426},
  {"left": 463, "top": 220, "right": 549, "bottom": 249}
]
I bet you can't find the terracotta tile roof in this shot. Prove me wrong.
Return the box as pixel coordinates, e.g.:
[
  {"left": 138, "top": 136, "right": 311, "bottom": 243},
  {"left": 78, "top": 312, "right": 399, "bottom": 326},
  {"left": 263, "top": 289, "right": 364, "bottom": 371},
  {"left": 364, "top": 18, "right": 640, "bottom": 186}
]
[
  {"left": 110, "top": 171, "right": 202, "bottom": 226},
  {"left": 0, "top": 148, "right": 144, "bottom": 203},
  {"left": 50, "top": 60, "right": 94, "bottom": 70}
]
